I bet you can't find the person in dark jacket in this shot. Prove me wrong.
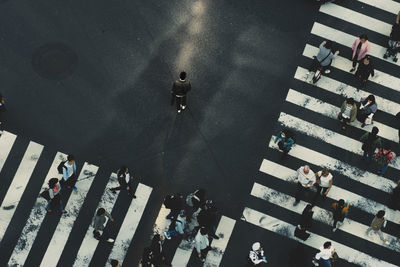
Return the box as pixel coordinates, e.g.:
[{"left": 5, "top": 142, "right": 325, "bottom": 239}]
[
  {"left": 388, "top": 180, "right": 400, "bottom": 211},
  {"left": 332, "top": 199, "right": 350, "bottom": 232},
  {"left": 164, "top": 193, "right": 184, "bottom": 220},
  {"left": 360, "top": 126, "right": 382, "bottom": 163},
  {"left": 93, "top": 208, "right": 115, "bottom": 243},
  {"left": 150, "top": 234, "right": 171, "bottom": 266},
  {"left": 384, "top": 23, "right": 400, "bottom": 62},
  {"left": 274, "top": 129, "right": 295, "bottom": 154},
  {"left": 357, "top": 95, "right": 377, "bottom": 127},
  {"left": 171, "top": 71, "right": 191, "bottom": 114},
  {"left": 338, "top": 98, "right": 357, "bottom": 130},
  {"left": 355, "top": 56, "right": 374, "bottom": 88},
  {"left": 197, "top": 204, "right": 219, "bottom": 239},
  {"left": 297, "top": 204, "right": 314, "bottom": 232},
  {"left": 46, "top": 178, "right": 67, "bottom": 214},
  {"left": 110, "top": 166, "right": 136, "bottom": 198}
]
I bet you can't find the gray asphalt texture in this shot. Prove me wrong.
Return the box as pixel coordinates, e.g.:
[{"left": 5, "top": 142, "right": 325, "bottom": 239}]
[{"left": 0, "top": 0, "right": 365, "bottom": 266}]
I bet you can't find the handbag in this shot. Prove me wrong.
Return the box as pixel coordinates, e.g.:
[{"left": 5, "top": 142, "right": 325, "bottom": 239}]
[
  {"left": 39, "top": 189, "right": 51, "bottom": 201},
  {"left": 330, "top": 251, "right": 339, "bottom": 262},
  {"left": 294, "top": 227, "right": 310, "bottom": 241}
]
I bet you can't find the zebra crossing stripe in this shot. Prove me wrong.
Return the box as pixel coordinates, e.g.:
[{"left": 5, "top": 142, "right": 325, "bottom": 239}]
[
  {"left": 72, "top": 173, "right": 120, "bottom": 267},
  {"left": 204, "top": 216, "right": 236, "bottom": 267},
  {"left": 311, "top": 22, "right": 400, "bottom": 67},
  {"left": 8, "top": 152, "right": 67, "bottom": 267},
  {"left": 0, "top": 141, "right": 43, "bottom": 242},
  {"left": 39, "top": 163, "right": 99, "bottom": 267},
  {"left": 259, "top": 159, "right": 400, "bottom": 224},
  {"left": 241, "top": 207, "right": 397, "bottom": 267},
  {"left": 356, "top": 0, "right": 400, "bottom": 15},
  {"left": 107, "top": 183, "right": 152, "bottom": 265},
  {"left": 285, "top": 89, "right": 398, "bottom": 142},
  {"left": 269, "top": 135, "right": 397, "bottom": 193},
  {"left": 277, "top": 112, "right": 400, "bottom": 171},
  {"left": 171, "top": 242, "right": 194, "bottom": 267},
  {"left": 320, "top": 3, "right": 392, "bottom": 36},
  {"left": 0, "top": 131, "right": 16, "bottom": 174},
  {"left": 250, "top": 182, "right": 400, "bottom": 251},
  {"left": 303, "top": 44, "right": 400, "bottom": 93},
  {"left": 294, "top": 66, "right": 400, "bottom": 116},
  {"left": 153, "top": 205, "right": 172, "bottom": 237}
]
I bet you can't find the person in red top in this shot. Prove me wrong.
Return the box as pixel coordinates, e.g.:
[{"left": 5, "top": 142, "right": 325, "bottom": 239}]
[
  {"left": 46, "top": 178, "right": 67, "bottom": 214},
  {"left": 375, "top": 143, "right": 396, "bottom": 175}
]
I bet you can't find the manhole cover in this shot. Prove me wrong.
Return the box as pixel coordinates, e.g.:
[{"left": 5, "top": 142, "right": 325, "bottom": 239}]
[{"left": 32, "top": 43, "right": 78, "bottom": 80}]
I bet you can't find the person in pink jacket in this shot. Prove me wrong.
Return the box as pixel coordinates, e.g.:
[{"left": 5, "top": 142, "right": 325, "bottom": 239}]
[{"left": 350, "top": 34, "right": 370, "bottom": 72}]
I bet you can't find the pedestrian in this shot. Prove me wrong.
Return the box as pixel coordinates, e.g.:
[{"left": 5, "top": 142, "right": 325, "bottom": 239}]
[
  {"left": 60, "top": 154, "right": 78, "bottom": 190},
  {"left": 307, "top": 40, "right": 339, "bottom": 75},
  {"left": 312, "top": 168, "right": 333, "bottom": 204},
  {"left": 194, "top": 227, "right": 211, "bottom": 262},
  {"left": 337, "top": 97, "right": 357, "bottom": 130},
  {"left": 274, "top": 129, "right": 295, "bottom": 154},
  {"left": 92, "top": 208, "right": 115, "bottom": 243},
  {"left": 356, "top": 95, "right": 377, "bottom": 127},
  {"left": 297, "top": 204, "right": 314, "bottom": 232},
  {"left": 388, "top": 180, "right": 400, "bottom": 211},
  {"left": 355, "top": 56, "right": 374, "bottom": 88},
  {"left": 171, "top": 71, "right": 191, "bottom": 114},
  {"left": 150, "top": 234, "right": 171, "bottom": 266},
  {"left": 164, "top": 210, "right": 189, "bottom": 240},
  {"left": 248, "top": 242, "right": 267, "bottom": 266},
  {"left": 294, "top": 165, "right": 315, "bottom": 205},
  {"left": 312, "top": 241, "right": 336, "bottom": 266},
  {"left": 110, "top": 166, "right": 136, "bottom": 198},
  {"left": 197, "top": 204, "right": 219, "bottom": 239},
  {"left": 185, "top": 188, "right": 207, "bottom": 222},
  {"left": 46, "top": 178, "right": 67, "bottom": 214},
  {"left": 360, "top": 126, "right": 381, "bottom": 163},
  {"left": 140, "top": 247, "right": 154, "bottom": 267},
  {"left": 110, "top": 259, "right": 121, "bottom": 267},
  {"left": 366, "top": 210, "right": 389, "bottom": 245},
  {"left": 331, "top": 199, "right": 349, "bottom": 232},
  {"left": 350, "top": 34, "right": 370, "bottom": 72},
  {"left": 163, "top": 193, "right": 184, "bottom": 220},
  {"left": 374, "top": 143, "right": 395, "bottom": 175}
]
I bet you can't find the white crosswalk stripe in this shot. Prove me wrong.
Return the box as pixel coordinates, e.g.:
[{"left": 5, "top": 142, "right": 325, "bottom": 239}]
[
  {"left": 356, "top": 0, "right": 400, "bottom": 15},
  {"left": 0, "top": 141, "right": 43, "bottom": 243},
  {"left": 0, "top": 131, "right": 16, "bottom": 174},
  {"left": 242, "top": 207, "right": 397, "bottom": 267}
]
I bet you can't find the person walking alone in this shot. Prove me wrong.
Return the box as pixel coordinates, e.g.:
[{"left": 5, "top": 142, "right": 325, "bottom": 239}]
[
  {"left": 110, "top": 166, "right": 136, "bottom": 198},
  {"left": 248, "top": 242, "right": 268, "bottom": 266},
  {"left": 312, "top": 241, "right": 336, "bottom": 266},
  {"left": 360, "top": 126, "right": 381, "bottom": 164},
  {"left": 350, "top": 34, "right": 370, "bottom": 72},
  {"left": 312, "top": 168, "right": 333, "bottom": 204},
  {"left": 366, "top": 210, "right": 389, "bottom": 245},
  {"left": 171, "top": 71, "right": 191, "bottom": 114},
  {"left": 93, "top": 208, "right": 115, "bottom": 243},
  {"left": 331, "top": 199, "right": 349, "bottom": 232},
  {"left": 337, "top": 98, "right": 357, "bottom": 130},
  {"left": 297, "top": 204, "right": 314, "bottom": 233},
  {"left": 274, "top": 129, "right": 295, "bottom": 154},
  {"left": 60, "top": 155, "right": 77, "bottom": 190},
  {"left": 294, "top": 165, "right": 315, "bottom": 205},
  {"left": 355, "top": 56, "right": 374, "bottom": 88},
  {"left": 46, "top": 178, "right": 67, "bottom": 214}
]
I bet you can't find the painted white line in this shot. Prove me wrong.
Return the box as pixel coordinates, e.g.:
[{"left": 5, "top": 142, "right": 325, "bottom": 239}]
[
  {"left": 356, "top": 0, "right": 400, "bottom": 15},
  {"left": 251, "top": 183, "right": 400, "bottom": 251},
  {"left": 277, "top": 112, "right": 400, "bottom": 171},
  {"left": 72, "top": 173, "right": 120, "bottom": 267},
  {"left": 311, "top": 22, "right": 400, "bottom": 67},
  {"left": 8, "top": 152, "right": 67, "bottom": 267},
  {"left": 259, "top": 159, "right": 400, "bottom": 224},
  {"left": 303, "top": 44, "right": 400, "bottom": 93},
  {"left": 0, "top": 131, "right": 17, "bottom": 174},
  {"left": 269, "top": 135, "right": 397, "bottom": 193},
  {"left": 107, "top": 183, "right": 152, "bottom": 265},
  {"left": 39, "top": 163, "right": 99, "bottom": 267},
  {"left": 0, "top": 141, "right": 43, "bottom": 242},
  {"left": 320, "top": 3, "right": 392, "bottom": 36},
  {"left": 285, "top": 89, "right": 399, "bottom": 142},
  {"left": 242, "top": 207, "right": 397, "bottom": 267},
  {"left": 153, "top": 205, "right": 172, "bottom": 237},
  {"left": 204, "top": 216, "right": 236, "bottom": 267},
  {"left": 294, "top": 66, "right": 400, "bottom": 116}
]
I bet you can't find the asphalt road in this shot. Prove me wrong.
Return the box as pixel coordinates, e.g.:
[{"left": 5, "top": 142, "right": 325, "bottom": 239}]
[{"left": 0, "top": 0, "right": 375, "bottom": 266}]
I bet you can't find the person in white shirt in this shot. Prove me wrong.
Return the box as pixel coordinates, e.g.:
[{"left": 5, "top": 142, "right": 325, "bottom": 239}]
[
  {"left": 312, "top": 241, "right": 335, "bottom": 266},
  {"left": 294, "top": 165, "right": 315, "bottom": 205},
  {"left": 248, "top": 242, "right": 267, "bottom": 265},
  {"left": 312, "top": 168, "right": 333, "bottom": 204},
  {"left": 194, "top": 227, "right": 210, "bottom": 262}
]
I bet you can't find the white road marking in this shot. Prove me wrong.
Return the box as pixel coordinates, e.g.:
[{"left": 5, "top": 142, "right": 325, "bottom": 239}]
[
  {"left": 72, "top": 173, "right": 120, "bottom": 267},
  {"left": 251, "top": 183, "right": 400, "bottom": 251},
  {"left": 39, "top": 163, "right": 99, "bottom": 267},
  {"left": 8, "top": 152, "right": 67, "bottom": 266},
  {"left": 259, "top": 159, "right": 400, "bottom": 224},
  {"left": 107, "top": 183, "right": 152, "bottom": 265},
  {"left": 356, "top": 0, "right": 400, "bottom": 15},
  {"left": 0, "top": 131, "right": 17, "bottom": 174},
  {"left": 242, "top": 207, "right": 397, "bottom": 267},
  {"left": 0, "top": 141, "right": 43, "bottom": 242}
]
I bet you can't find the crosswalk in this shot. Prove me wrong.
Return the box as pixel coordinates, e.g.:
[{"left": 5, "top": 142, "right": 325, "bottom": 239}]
[
  {"left": 241, "top": 1, "right": 400, "bottom": 266},
  {"left": 0, "top": 130, "right": 236, "bottom": 266}
]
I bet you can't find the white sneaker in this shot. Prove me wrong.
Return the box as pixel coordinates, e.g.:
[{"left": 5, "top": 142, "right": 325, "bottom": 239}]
[
  {"left": 181, "top": 105, "right": 186, "bottom": 110},
  {"left": 107, "top": 238, "right": 115, "bottom": 243},
  {"left": 297, "top": 225, "right": 301, "bottom": 229},
  {"left": 332, "top": 227, "right": 337, "bottom": 232},
  {"left": 324, "top": 69, "right": 331, "bottom": 74},
  {"left": 177, "top": 110, "right": 181, "bottom": 114},
  {"left": 312, "top": 259, "right": 319, "bottom": 266},
  {"left": 164, "top": 232, "right": 171, "bottom": 240}
]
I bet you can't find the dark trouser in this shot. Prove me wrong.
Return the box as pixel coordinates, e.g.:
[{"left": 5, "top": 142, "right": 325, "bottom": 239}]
[
  {"left": 356, "top": 111, "right": 369, "bottom": 123},
  {"left": 355, "top": 73, "right": 368, "bottom": 88},
  {"left": 352, "top": 57, "right": 359, "bottom": 68},
  {"left": 111, "top": 181, "right": 134, "bottom": 193},
  {"left": 363, "top": 150, "right": 374, "bottom": 163},
  {"left": 46, "top": 194, "right": 63, "bottom": 212},
  {"left": 308, "top": 58, "right": 330, "bottom": 73},
  {"left": 338, "top": 113, "right": 350, "bottom": 128},
  {"left": 93, "top": 228, "right": 111, "bottom": 241},
  {"left": 312, "top": 185, "right": 328, "bottom": 204},
  {"left": 60, "top": 174, "right": 77, "bottom": 189},
  {"left": 176, "top": 96, "right": 187, "bottom": 111},
  {"left": 295, "top": 182, "right": 308, "bottom": 202},
  {"left": 278, "top": 141, "right": 290, "bottom": 154},
  {"left": 333, "top": 214, "right": 345, "bottom": 228}
]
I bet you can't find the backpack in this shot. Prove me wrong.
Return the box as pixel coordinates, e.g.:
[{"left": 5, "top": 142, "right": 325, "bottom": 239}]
[
  {"left": 57, "top": 161, "right": 67, "bottom": 174},
  {"left": 40, "top": 189, "right": 51, "bottom": 201},
  {"left": 375, "top": 149, "right": 391, "bottom": 167},
  {"left": 168, "top": 219, "right": 182, "bottom": 231}
]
